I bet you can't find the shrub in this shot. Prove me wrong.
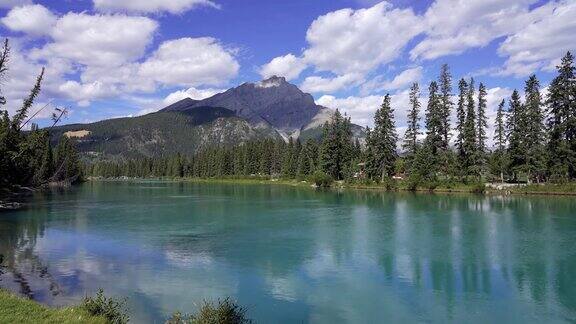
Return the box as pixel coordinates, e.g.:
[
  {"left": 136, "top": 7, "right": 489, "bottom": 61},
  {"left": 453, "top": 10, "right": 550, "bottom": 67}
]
[
  {"left": 470, "top": 182, "right": 486, "bottom": 194},
  {"left": 406, "top": 174, "right": 421, "bottom": 191},
  {"left": 81, "top": 289, "right": 129, "bottom": 324},
  {"left": 309, "top": 171, "right": 333, "bottom": 188},
  {"left": 382, "top": 178, "right": 397, "bottom": 191},
  {"left": 167, "top": 298, "right": 251, "bottom": 324}
]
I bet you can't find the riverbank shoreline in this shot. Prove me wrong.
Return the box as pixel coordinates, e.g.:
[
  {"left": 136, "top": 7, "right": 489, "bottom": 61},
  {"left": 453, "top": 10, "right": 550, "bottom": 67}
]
[
  {"left": 86, "top": 176, "right": 576, "bottom": 197},
  {"left": 0, "top": 289, "right": 106, "bottom": 323}
]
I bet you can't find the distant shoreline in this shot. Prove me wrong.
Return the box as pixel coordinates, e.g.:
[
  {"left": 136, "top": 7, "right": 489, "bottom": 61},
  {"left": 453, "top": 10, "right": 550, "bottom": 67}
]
[{"left": 85, "top": 177, "right": 576, "bottom": 197}]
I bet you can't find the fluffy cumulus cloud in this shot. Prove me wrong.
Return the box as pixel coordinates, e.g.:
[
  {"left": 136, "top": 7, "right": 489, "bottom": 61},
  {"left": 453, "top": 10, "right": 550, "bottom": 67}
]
[
  {"left": 301, "top": 73, "right": 362, "bottom": 93},
  {"left": 31, "top": 13, "right": 158, "bottom": 67},
  {"left": 139, "top": 37, "right": 239, "bottom": 87},
  {"left": 58, "top": 81, "right": 119, "bottom": 107},
  {"left": 93, "top": 0, "right": 220, "bottom": 14},
  {"left": 316, "top": 90, "right": 414, "bottom": 128},
  {"left": 260, "top": 1, "right": 422, "bottom": 91},
  {"left": 303, "top": 2, "right": 422, "bottom": 75},
  {"left": 0, "top": 3, "right": 240, "bottom": 108},
  {"left": 259, "top": 54, "right": 307, "bottom": 81},
  {"left": 497, "top": 0, "right": 576, "bottom": 76},
  {"left": 163, "top": 87, "right": 224, "bottom": 105},
  {"left": 361, "top": 67, "right": 422, "bottom": 94},
  {"left": 1, "top": 4, "right": 56, "bottom": 35},
  {"left": 410, "top": 0, "right": 541, "bottom": 60}
]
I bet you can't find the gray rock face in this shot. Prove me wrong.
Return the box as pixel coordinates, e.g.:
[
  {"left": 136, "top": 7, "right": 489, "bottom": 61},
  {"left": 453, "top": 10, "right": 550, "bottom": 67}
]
[{"left": 163, "top": 76, "right": 322, "bottom": 135}]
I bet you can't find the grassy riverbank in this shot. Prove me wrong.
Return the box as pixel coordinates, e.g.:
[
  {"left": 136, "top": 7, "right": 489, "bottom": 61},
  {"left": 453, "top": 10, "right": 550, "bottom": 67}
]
[
  {"left": 89, "top": 176, "right": 576, "bottom": 196},
  {"left": 0, "top": 289, "right": 107, "bottom": 324}
]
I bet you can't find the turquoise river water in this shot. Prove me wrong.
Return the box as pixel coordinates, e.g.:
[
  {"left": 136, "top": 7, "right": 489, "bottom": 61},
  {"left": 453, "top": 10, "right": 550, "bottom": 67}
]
[{"left": 0, "top": 181, "right": 575, "bottom": 323}]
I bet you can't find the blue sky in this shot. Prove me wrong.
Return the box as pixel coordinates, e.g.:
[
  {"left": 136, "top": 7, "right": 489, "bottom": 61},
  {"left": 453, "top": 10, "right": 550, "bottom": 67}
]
[{"left": 0, "top": 0, "right": 574, "bottom": 135}]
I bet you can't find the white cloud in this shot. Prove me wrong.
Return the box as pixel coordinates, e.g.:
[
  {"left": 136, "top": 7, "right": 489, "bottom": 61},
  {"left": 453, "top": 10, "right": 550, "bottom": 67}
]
[
  {"left": 93, "top": 0, "right": 220, "bottom": 14},
  {"left": 259, "top": 54, "right": 307, "bottom": 81},
  {"left": 163, "top": 87, "right": 224, "bottom": 105},
  {"left": 58, "top": 80, "right": 119, "bottom": 106},
  {"left": 303, "top": 2, "right": 422, "bottom": 75},
  {"left": 0, "top": 39, "right": 69, "bottom": 116},
  {"left": 31, "top": 13, "right": 158, "bottom": 67},
  {"left": 1, "top": 4, "right": 56, "bottom": 36},
  {"left": 497, "top": 1, "right": 576, "bottom": 77},
  {"left": 139, "top": 37, "right": 239, "bottom": 87},
  {"left": 410, "top": 0, "right": 553, "bottom": 61},
  {"left": 361, "top": 67, "right": 422, "bottom": 94},
  {"left": 301, "top": 73, "right": 362, "bottom": 93},
  {"left": 316, "top": 90, "right": 413, "bottom": 127},
  {"left": 0, "top": 0, "right": 31, "bottom": 9}
]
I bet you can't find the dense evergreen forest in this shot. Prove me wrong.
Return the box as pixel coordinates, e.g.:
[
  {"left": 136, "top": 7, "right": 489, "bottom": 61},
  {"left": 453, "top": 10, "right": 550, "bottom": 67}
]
[
  {"left": 86, "top": 52, "right": 576, "bottom": 188},
  {"left": 0, "top": 39, "right": 81, "bottom": 193}
]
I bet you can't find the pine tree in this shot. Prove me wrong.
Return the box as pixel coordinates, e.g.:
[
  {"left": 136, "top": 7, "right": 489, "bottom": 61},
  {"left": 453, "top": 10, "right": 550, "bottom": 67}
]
[
  {"left": 546, "top": 51, "right": 576, "bottom": 180},
  {"left": 455, "top": 78, "right": 468, "bottom": 160},
  {"left": 476, "top": 82, "right": 488, "bottom": 173},
  {"left": 366, "top": 94, "right": 398, "bottom": 182},
  {"left": 462, "top": 78, "right": 478, "bottom": 177},
  {"left": 524, "top": 75, "right": 546, "bottom": 183},
  {"left": 493, "top": 99, "right": 507, "bottom": 182},
  {"left": 507, "top": 89, "right": 525, "bottom": 181},
  {"left": 438, "top": 64, "right": 453, "bottom": 149},
  {"left": 319, "top": 109, "right": 353, "bottom": 180},
  {"left": 425, "top": 81, "right": 443, "bottom": 153},
  {"left": 422, "top": 81, "right": 443, "bottom": 176},
  {"left": 402, "top": 82, "right": 421, "bottom": 160}
]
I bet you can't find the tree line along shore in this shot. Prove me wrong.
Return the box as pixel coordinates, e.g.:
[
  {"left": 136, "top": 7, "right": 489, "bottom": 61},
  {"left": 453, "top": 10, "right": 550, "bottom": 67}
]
[
  {"left": 85, "top": 52, "right": 576, "bottom": 194},
  {"left": 0, "top": 39, "right": 82, "bottom": 204}
]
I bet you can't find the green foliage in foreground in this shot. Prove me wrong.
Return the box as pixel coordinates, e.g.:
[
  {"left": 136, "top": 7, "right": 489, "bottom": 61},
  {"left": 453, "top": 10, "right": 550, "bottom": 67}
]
[
  {"left": 81, "top": 289, "right": 129, "bottom": 324},
  {"left": 0, "top": 39, "right": 82, "bottom": 192},
  {"left": 0, "top": 289, "right": 107, "bottom": 324},
  {"left": 167, "top": 298, "right": 252, "bottom": 324},
  {"left": 1, "top": 288, "right": 253, "bottom": 324}
]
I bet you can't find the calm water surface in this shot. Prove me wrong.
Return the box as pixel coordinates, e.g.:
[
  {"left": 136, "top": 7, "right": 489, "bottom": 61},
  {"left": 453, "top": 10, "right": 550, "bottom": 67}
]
[{"left": 1, "top": 181, "right": 575, "bottom": 323}]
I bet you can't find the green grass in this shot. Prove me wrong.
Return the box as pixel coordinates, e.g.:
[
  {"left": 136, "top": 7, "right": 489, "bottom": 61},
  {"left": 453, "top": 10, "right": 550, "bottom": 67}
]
[
  {"left": 91, "top": 177, "right": 576, "bottom": 195},
  {"left": 509, "top": 182, "right": 576, "bottom": 195},
  {"left": 0, "top": 289, "right": 107, "bottom": 324}
]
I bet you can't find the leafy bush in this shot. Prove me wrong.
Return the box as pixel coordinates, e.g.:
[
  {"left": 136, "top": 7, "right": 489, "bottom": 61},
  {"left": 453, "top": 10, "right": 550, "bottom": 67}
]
[
  {"left": 382, "top": 178, "right": 397, "bottom": 191},
  {"left": 309, "top": 171, "right": 333, "bottom": 188},
  {"left": 424, "top": 180, "right": 439, "bottom": 191},
  {"left": 470, "top": 182, "right": 486, "bottom": 194},
  {"left": 406, "top": 174, "right": 421, "bottom": 191},
  {"left": 167, "top": 298, "right": 251, "bottom": 324},
  {"left": 81, "top": 289, "right": 129, "bottom": 324}
]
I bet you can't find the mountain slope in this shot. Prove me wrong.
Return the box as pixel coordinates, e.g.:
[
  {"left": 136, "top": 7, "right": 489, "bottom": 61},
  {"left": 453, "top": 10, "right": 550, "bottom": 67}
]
[
  {"left": 49, "top": 76, "right": 366, "bottom": 159},
  {"left": 163, "top": 76, "right": 324, "bottom": 138},
  {"left": 50, "top": 107, "right": 282, "bottom": 159}
]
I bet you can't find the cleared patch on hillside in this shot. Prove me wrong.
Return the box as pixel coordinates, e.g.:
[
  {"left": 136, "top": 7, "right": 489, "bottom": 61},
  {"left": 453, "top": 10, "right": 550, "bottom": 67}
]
[{"left": 64, "top": 130, "right": 91, "bottom": 138}]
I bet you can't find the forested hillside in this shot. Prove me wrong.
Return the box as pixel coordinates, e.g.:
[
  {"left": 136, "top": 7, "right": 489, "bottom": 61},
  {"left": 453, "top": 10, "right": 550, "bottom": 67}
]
[{"left": 49, "top": 106, "right": 282, "bottom": 160}]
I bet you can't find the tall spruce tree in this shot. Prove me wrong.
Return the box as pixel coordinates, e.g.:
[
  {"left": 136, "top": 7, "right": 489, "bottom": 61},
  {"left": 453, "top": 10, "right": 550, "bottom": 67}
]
[
  {"left": 438, "top": 64, "right": 453, "bottom": 149},
  {"left": 462, "top": 78, "right": 478, "bottom": 177},
  {"left": 402, "top": 82, "right": 421, "bottom": 159},
  {"left": 507, "top": 89, "right": 525, "bottom": 181},
  {"left": 366, "top": 94, "right": 398, "bottom": 182},
  {"left": 456, "top": 78, "right": 468, "bottom": 161},
  {"left": 319, "top": 109, "right": 353, "bottom": 180},
  {"left": 476, "top": 82, "right": 488, "bottom": 173},
  {"left": 423, "top": 81, "right": 443, "bottom": 175},
  {"left": 524, "top": 75, "right": 546, "bottom": 183},
  {"left": 493, "top": 99, "right": 507, "bottom": 182},
  {"left": 546, "top": 51, "right": 576, "bottom": 180}
]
